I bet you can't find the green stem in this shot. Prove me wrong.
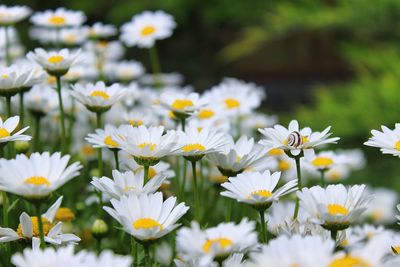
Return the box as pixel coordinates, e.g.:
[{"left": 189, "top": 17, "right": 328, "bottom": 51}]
[
  {"left": 19, "top": 92, "right": 24, "bottom": 126},
  {"left": 5, "top": 26, "right": 11, "bottom": 66},
  {"left": 331, "top": 229, "right": 337, "bottom": 243},
  {"left": 35, "top": 204, "right": 46, "bottom": 248},
  {"left": 149, "top": 46, "right": 162, "bottom": 88},
  {"left": 320, "top": 169, "right": 326, "bottom": 187},
  {"left": 144, "top": 165, "right": 149, "bottom": 181},
  {"left": 55, "top": 75, "right": 66, "bottom": 154},
  {"left": 225, "top": 199, "right": 232, "bottom": 222},
  {"left": 191, "top": 160, "right": 200, "bottom": 221},
  {"left": 96, "top": 112, "right": 103, "bottom": 177},
  {"left": 180, "top": 118, "right": 186, "bottom": 131},
  {"left": 5, "top": 96, "right": 11, "bottom": 117},
  {"left": 33, "top": 115, "right": 41, "bottom": 152},
  {"left": 293, "top": 156, "right": 302, "bottom": 219},
  {"left": 131, "top": 238, "right": 138, "bottom": 267},
  {"left": 114, "top": 150, "right": 120, "bottom": 170},
  {"left": 180, "top": 159, "right": 187, "bottom": 198},
  {"left": 144, "top": 244, "right": 151, "bottom": 267},
  {"left": 5, "top": 97, "right": 14, "bottom": 158},
  {"left": 259, "top": 210, "right": 267, "bottom": 243}
]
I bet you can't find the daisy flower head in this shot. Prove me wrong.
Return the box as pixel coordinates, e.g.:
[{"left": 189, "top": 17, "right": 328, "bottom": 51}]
[
  {"left": 86, "top": 124, "right": 121, "bottom": 150},
  {"left": 30, "top": 8, "right": 86, "bottom": 28},
  {"left": 363, "top": 188, "right": 397, "bottom": 224},
  {"left": 364, "top": 123, "right": 400, "bottom": 157},
  {"left": 173, "top": 126, "right": 230, "bottom": 161},
  {"left": 0, "top": 5, "right": 31, "bottom": 26},
  {"left": 298, "top": 184, "right": 371, "bottom": 231},
  {"left": 120, "top": 10, "right": 176, "bottom": 48},
  {"left": 122, "top": 108, "right": 159, "bottom": 127},
  {"left": 105, "top": 60, "right": 145, "bottom": 82},
  {"left": 25, "top": 85, "right": 58, "bottom": 116},
  {"left": 87, "top": 22, "right": 117, "bottom": 39},
  {"left": 259, "top": 119, "right": 340, "bottom": 158},
  {"left": 248, "top": 234, "right": 335, "bottom": 267},
  {"left": 0, "top": 152, "right": 82, "bottom": 200},
  {"left": 221, "top": 170, "right": 297, "bottom": 211},
  {"left": 0, "top": 64, "right": 45, "bottom": 96},
  {"left": 303, "top": 151, "right": 347, "bottom": 176},
  {"left": 139, "top": 72, "right": 184, "bottom": 87},
  {"left": 203, "top": 77, "right": 265, "bottom": 117},
  {"left": 104, "top": 192, "right": 189, "bottom": 242},
  {"left": 0, "top": 116, "right": 30, "bottom": 143},
  {"left": 176, "top": 219, "right": 257, "bottom": 263},
  {"left": 27, "top": 48, "right": 82, "bottom": 76},
  {"left": 118, "top": 125, "right": 179, "bottom": 166},
  {"left": 265, "top": 201, "right": 308, "bottom": 235},
  {"left": 91, "top": 169, "right": 168, "bottom": 200},
  {"left": 159, "top": 91, "right": 202, "bottom": 120},
  {"left": 78, "top": 250, "right": 133, "bottom": 267},
  {"left": 70, "top": 81, "right": 126, "bottom": 113}
]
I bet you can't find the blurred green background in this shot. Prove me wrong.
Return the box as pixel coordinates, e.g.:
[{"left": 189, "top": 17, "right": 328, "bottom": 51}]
[{"left": 4, "top": 0, "right": 400, "bottom": 189}]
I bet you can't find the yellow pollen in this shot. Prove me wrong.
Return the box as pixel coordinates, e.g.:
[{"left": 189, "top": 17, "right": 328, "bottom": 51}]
[
  {"left": 141, "top": 25, "right": 156, "bottom": 36},
  {"left": 168, "top": 111, "right": 177, "bottom": 119},
  {"left": 129, "top": 119, "right": 144, "bottom": 127},
  {"left": 133, "top": 218, "right": 162, "bottom": 230},
  {"left": 171, "top": 99, "right": 194, "bottom": 110},
  {"left": 104, "top": 135, "right": 119, "bottom": 147},
  {"left": 224, "top": 98, "right": 240, "bottom": 109},
  {"left": 24, "top": 176, "right": 51, "bottom": 186},
  {"left": 328, "top": 256, "right": 370, "bottom": 267},
  {"left": 302, "top": 136, "right": 309, "bottom": 144},
  {"left": 0, "top": 128, "right": 10, "bottom": 138},
  {"left": 393, "top": 246, "right": 400, "bottom": 254},
  {"left": 182, "top": 143, "right": 206, "bottom": 152},
  {"left": 48, "top": 15, "right": 66, "bottom": 25},
  {"left": 327, "top": 204, "right": 349, "bottom": 216},
  {"left": 236, "top": 155, "right": 242, "bottom": 162},
  {"left": 268, "top": 148, "right": 284, "bottom": 156},
  {"left": 47, "top": 76, "right": 56, "bottom": 84},
  {"left": 0, "top": 74, "right": 8, "bottom": 79},
  {"left": 278, "top": 160, "right": 291, "bottom": 171},
  {"left": 47, "top": 55, "right": 64, "bottom": 64},
  {"left": 203, "top": 238, "right": 233, "bottom": 253},
  {"left": 55, "top": 207, "right": 75, "bottom": 222},
  {"left": 395, "top": 141, "right": 400, "bottom": 151},
  {"left": 198, "top": 109, "right": 215, "bottom": 119},
  {"left": 138, "top": 142, "right": 156, "bottom": 151},
  {"left": 17, "top": 216, "right": 53, "bottom": 238},
  {"left": 340, "top": 239, "right": 349, "bottom": 247},
  {"left": 250, "top": 190, "right": 273, "bottom": 198},
  {"left": 82, "top": 144, "right": 95, "bottom": 156},
  {"left": 98, "top": 40, "right": 108, "bottom": 48},
  {"left": 90, "top": 90, "right": 110, "bottom": 100},
  {"left": 312, "top": 157, "right": 334, "bottom": 167},
  {"left": 148, "top": 167, "right": 157, "bottom": 179}
]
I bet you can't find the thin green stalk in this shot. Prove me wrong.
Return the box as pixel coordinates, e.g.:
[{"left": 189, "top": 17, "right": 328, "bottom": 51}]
[
  {"left": 114, "top": 150, "right": 120, "bottom": 170},
  {"left": 96, "top": 112, "right": 103, "bottom": 176},
  {"left": 180, "top": 159, "right": 187, "bottom": 198},
  {"left": 55, "top": 75, "right": 67, "bottom": 154},
  {"left": 5, "top": 26, "right": 11, "bottom": 66},
  {"left": 191, "top": 160, "right": 200, "bottom": 221},
  {"left": 225, "top": 199, "right": 232, "bottom": 222},
  {"left": 33, "top": 115, "right": 41, "bottom": 152},
  {"left": 5, "top": 96, "right": 11, "bottom": 117},
  {"left": 19, "top": 92, "right": 24, "bottom": 126},
  {"left": 259, "top": 210, "right": 267, "bottom": 243},
  {"left": 320, "top": 169, "right": 326, "bottom": 187},
  {"left": 331, "top": 229, "right": 337, "bottom": 243},
  {"left": 5, "top": 97, "right": 14, "bottom": 158},
  {"left": 35, "top": 204, "right": 46, "bottom": 248},
  {"left": 293, "top": 156, "right": 302, "bottom": 219},
  {"left": 144, "top": 165, "right": 149, "bottom": 181},
  {"left": 149, "top": 46, "right": 162, "bottom": 88},
  {"left": 131, "top": 238, "right": 138, "bottom": 267},
  {"left": 143, "top": 244, "right": 151, "bottom": 267}
]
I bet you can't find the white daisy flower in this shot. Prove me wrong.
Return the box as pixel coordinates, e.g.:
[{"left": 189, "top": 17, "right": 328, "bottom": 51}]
[
  {"left": 121, "top": 108, "right": 159, "bottom": 127},
  {"left": 0, "top": 116, "right": 30, "bottom": 143},
  {"left": 0, "top": 5, "right": 31, "bottom": 25},
  {"left": 174, "top": 253, "right": 245, "bottom": 267},
  {"left": 104, "top": 192, "right": 189, "bottom": 242},
  {"left": 86, "top": 124, "right": 121, "bottom": 150},
  {"left": 247, "top": 235, "right": 335, "bottom": 267},
  {"left": 78, "top": 250, "right": 132, "bottom": 267},
  {"left": 241, "top": 112, "right": 278, "bottom": 137},
  {"left": 105, "top": 60, "right": 145, "bottom": 82},
  {"left": 159, "top": 91, "right": 202, "bottom": 119},
  {"left": 70, "top": 81, "right": 126, "bottom": 112},
  {"left": 363, "top": 188, "right": 398, "bottom": 224},
  {"left": 221, "top": 170, "right": 297, "bottom": 210},
  {"left": 0, "top": 196, "right": 80, "bottom": 245},
  {"left": 63, "top": 64, "right": 98, "bottom": 83},
  {"left": 139, "top": 72, "right": 184, "bottom": 87},
  {"left": 25, "top": 85, "right": 58, "bottom": 116},
  {"left": 120, "top": 10, "right": 176, "bottom": 48},
  {"left": 364, "top": 124, "right": 400, "bottom": 157},
  {"left": 91, "top": 169, "right": 168, "bottom": 200},
  {"left": 304, "top": 151, "right": 346, "bottom": 173},
  {"left": 58, "top": 27, "right": 88, "bottom": 46},
  {"left": 155, "top": 242, "right": 173, "bottom": 266},
  {"left": 87, "top": 22, "right": 117, "bottom": 39},
  {"left": 118, "top": 125, "right": 180, "bottom": 166},
  {"left": 30, "top": 8, "right": 86, "bottom": 28},
  {"left": 0, "top": 64, "right": 45, "bottom": 96},
  {"left": 265, "top": 201, "right": 308, "bottom": 235},
  {"left": 176, "top": 219, "right": 257, "bottom": 263},
  {"left": 0, "top": 152, "right": 82, "bottom": 199},
  {"left": 298, "top": 184, "right": 371, "bottom": 231},
  {"left": 27, "top": 48, "right": 82, "bottom": 76},
  {"left": 259, "top": 119, "right": 340, "bottom": 157}
]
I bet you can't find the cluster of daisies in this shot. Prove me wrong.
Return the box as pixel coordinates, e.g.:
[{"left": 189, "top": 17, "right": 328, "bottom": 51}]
[{"left": 1, "top": 4, "right": 400, "bottom": 267}]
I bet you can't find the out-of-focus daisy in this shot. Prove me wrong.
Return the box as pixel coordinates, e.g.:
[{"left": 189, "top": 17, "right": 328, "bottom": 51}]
[
  {"left": 118, "top": 125, "right": 179, "bottom": 166},
  {"left": 27, "top": 48, "right": 81, "bottom": 76},
  {"left": 25, "top": 85, "right": 57, "bottom": 116},
  {"left": 91, "top": 169, "right": 168, "bottom": 200},
  {"left": 86, "top": 124, "right": 121, "bottom": 150},
  {"left": 30, "top": 8, "right": 86, "bottom": 28},
  {"left": 87, "top": 22, "right": 117, "bottom": 39},
  {"left": 298, "top": 184, "right": 370, "bottom": 231},
  {"left": 0, "top": 116, "right": 30, "bottom": 143},
  {"left": 0, "top": 5, "right": 31, "bottom": 26},
  {"left": 241, "top": 112, "right": 277, "bottom": 137},
  {"left": 0, "top": 64, "right": 45, "bottom": 96},
  {"left": 265, "top": 201, "right": 308, "bottom": 235},
  {"left": 58, "top": 27, "right": 88, "bottom": 46},
  {"left": 105, "top": 60, "right": 145, "bottom": 82},
  {"left": 176, "top": 219, "right": 257, "bottom": 263},
  {"left": 304, "top": 151, "right": 346, "bottom": 172},
  {"left": 63, "top": 64, "right": 98, "bottom": 83},
  {"left": 155, "top": 242, "right": 174, "bottom": 266},
  {"left": 363, "top": 188, "right": 398, "bottom": 224},
  {"left": 120, "top": 11, "right": 176, "bottom": 48},
  {"left": 79, "top": 250, "right": 132, "bottom": 267},
  {"left": 174, "top": 253, "right": 245, "bottom": 267},
  {"left": 159, "top": 91, "right": 202, "bottom": 120},
  {"left": 364, "top": 124, "right": 400, "bottom": 157},
  {"left": 70, "top": 81, "right": 126, "bottom": 113},
  {"left": 221, "top": 170, "right": 297, "bottom": 211},
  {"left": 104, "top": 192, "right": 189, "bottom": 242},
  {"left": 0, "top": 152, "right": 82, "bottom": 200},
  {"left": 259, "top": 120, "right": 339, "bottom": 157},
  {"left": 139, "top": 72, "right": 184, "bottom": 87},
  {"left": 122, "top": 108, "right": 159, "bottom": 127},
  {"left": 248, "top": 235, "right": 334, "bottom": 267}
]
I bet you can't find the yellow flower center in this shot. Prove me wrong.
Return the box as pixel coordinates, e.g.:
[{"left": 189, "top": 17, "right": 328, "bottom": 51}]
[
  {"left": 90, "top": 90, "right": 110, "bottom": 100},
  {"left": 17, "top": 217, "right": 53, "bottom": 238},
  {"left": 141, "top": 25, "right": 156, "bottom": 36},
  {"left": 55, "top": 207, "right": 75, "bottom": 222},
  {"left": 268, "top": 148, "right": 284, "bottom": 156},
  {"left": 82, "top": 144, "right": 95, "bottom": 156},
  {"left": 65, "top": 34, "right": 76, "bottom": 43},
  {"left": 182, "top": 143, "right": 206, "bottom": 152},
  {"left": 312, "top": 157, "right": 334, "bottom": 167},
  {"left": 0, "top": 128, "right": 10, "bottom": 138},
  {"left": 48, "top": 15, "right": 66, "bottom": 25},
  {"left": 250, "top": 190, "right": 273, "bottom": 198},
  {"left": 198, "top": 109, "right": 215, "bottom": 119},
  {"left": 104, "top": 135, "right": 119, "bottom": 147},
  {"left": 138, "top": 143, "right": 156, "bottom": 151},
  {"left": 395, "top": 141, "right": 400, "bottom": 151},
  {"left": 393, "top": 246, "right": 400, "bottom": 254},
  {"left": 129, "top": 119, "right": 144, "bottom": 127},
  {"left": 0, "top": 74, "right": 8, "bottom": 79},
  {"left": 203, "top": 238, "right": 233, "bottom": 253},
  {"left": 224, "top": 98, "right": 240, "bottom": 109},
  {"left": 171, "top": 99, "right": 194, "bottom": 110},
  {"left": 328, "top": 256, "right": 370, "bottom": 267},
  {"left": 327, "top": 204, "right": 349, "bottom": 216},
  {"left": 278, "top": 160, "right": 291, "bottom": 171},
  {"left": 47, "top": 76, "right": 56, "bottom": 84},
  {"left": 47, "top": 55, "right": 64, "bottom": 64},
  {"left": 133, "top": 218, "right": 163, "bottom": 230},
  {"left": 24, "top": 176, "right": 51, "bottom": 186},
  {"left": 148, "top": 167, "right": 157, "bottom": 179}
]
